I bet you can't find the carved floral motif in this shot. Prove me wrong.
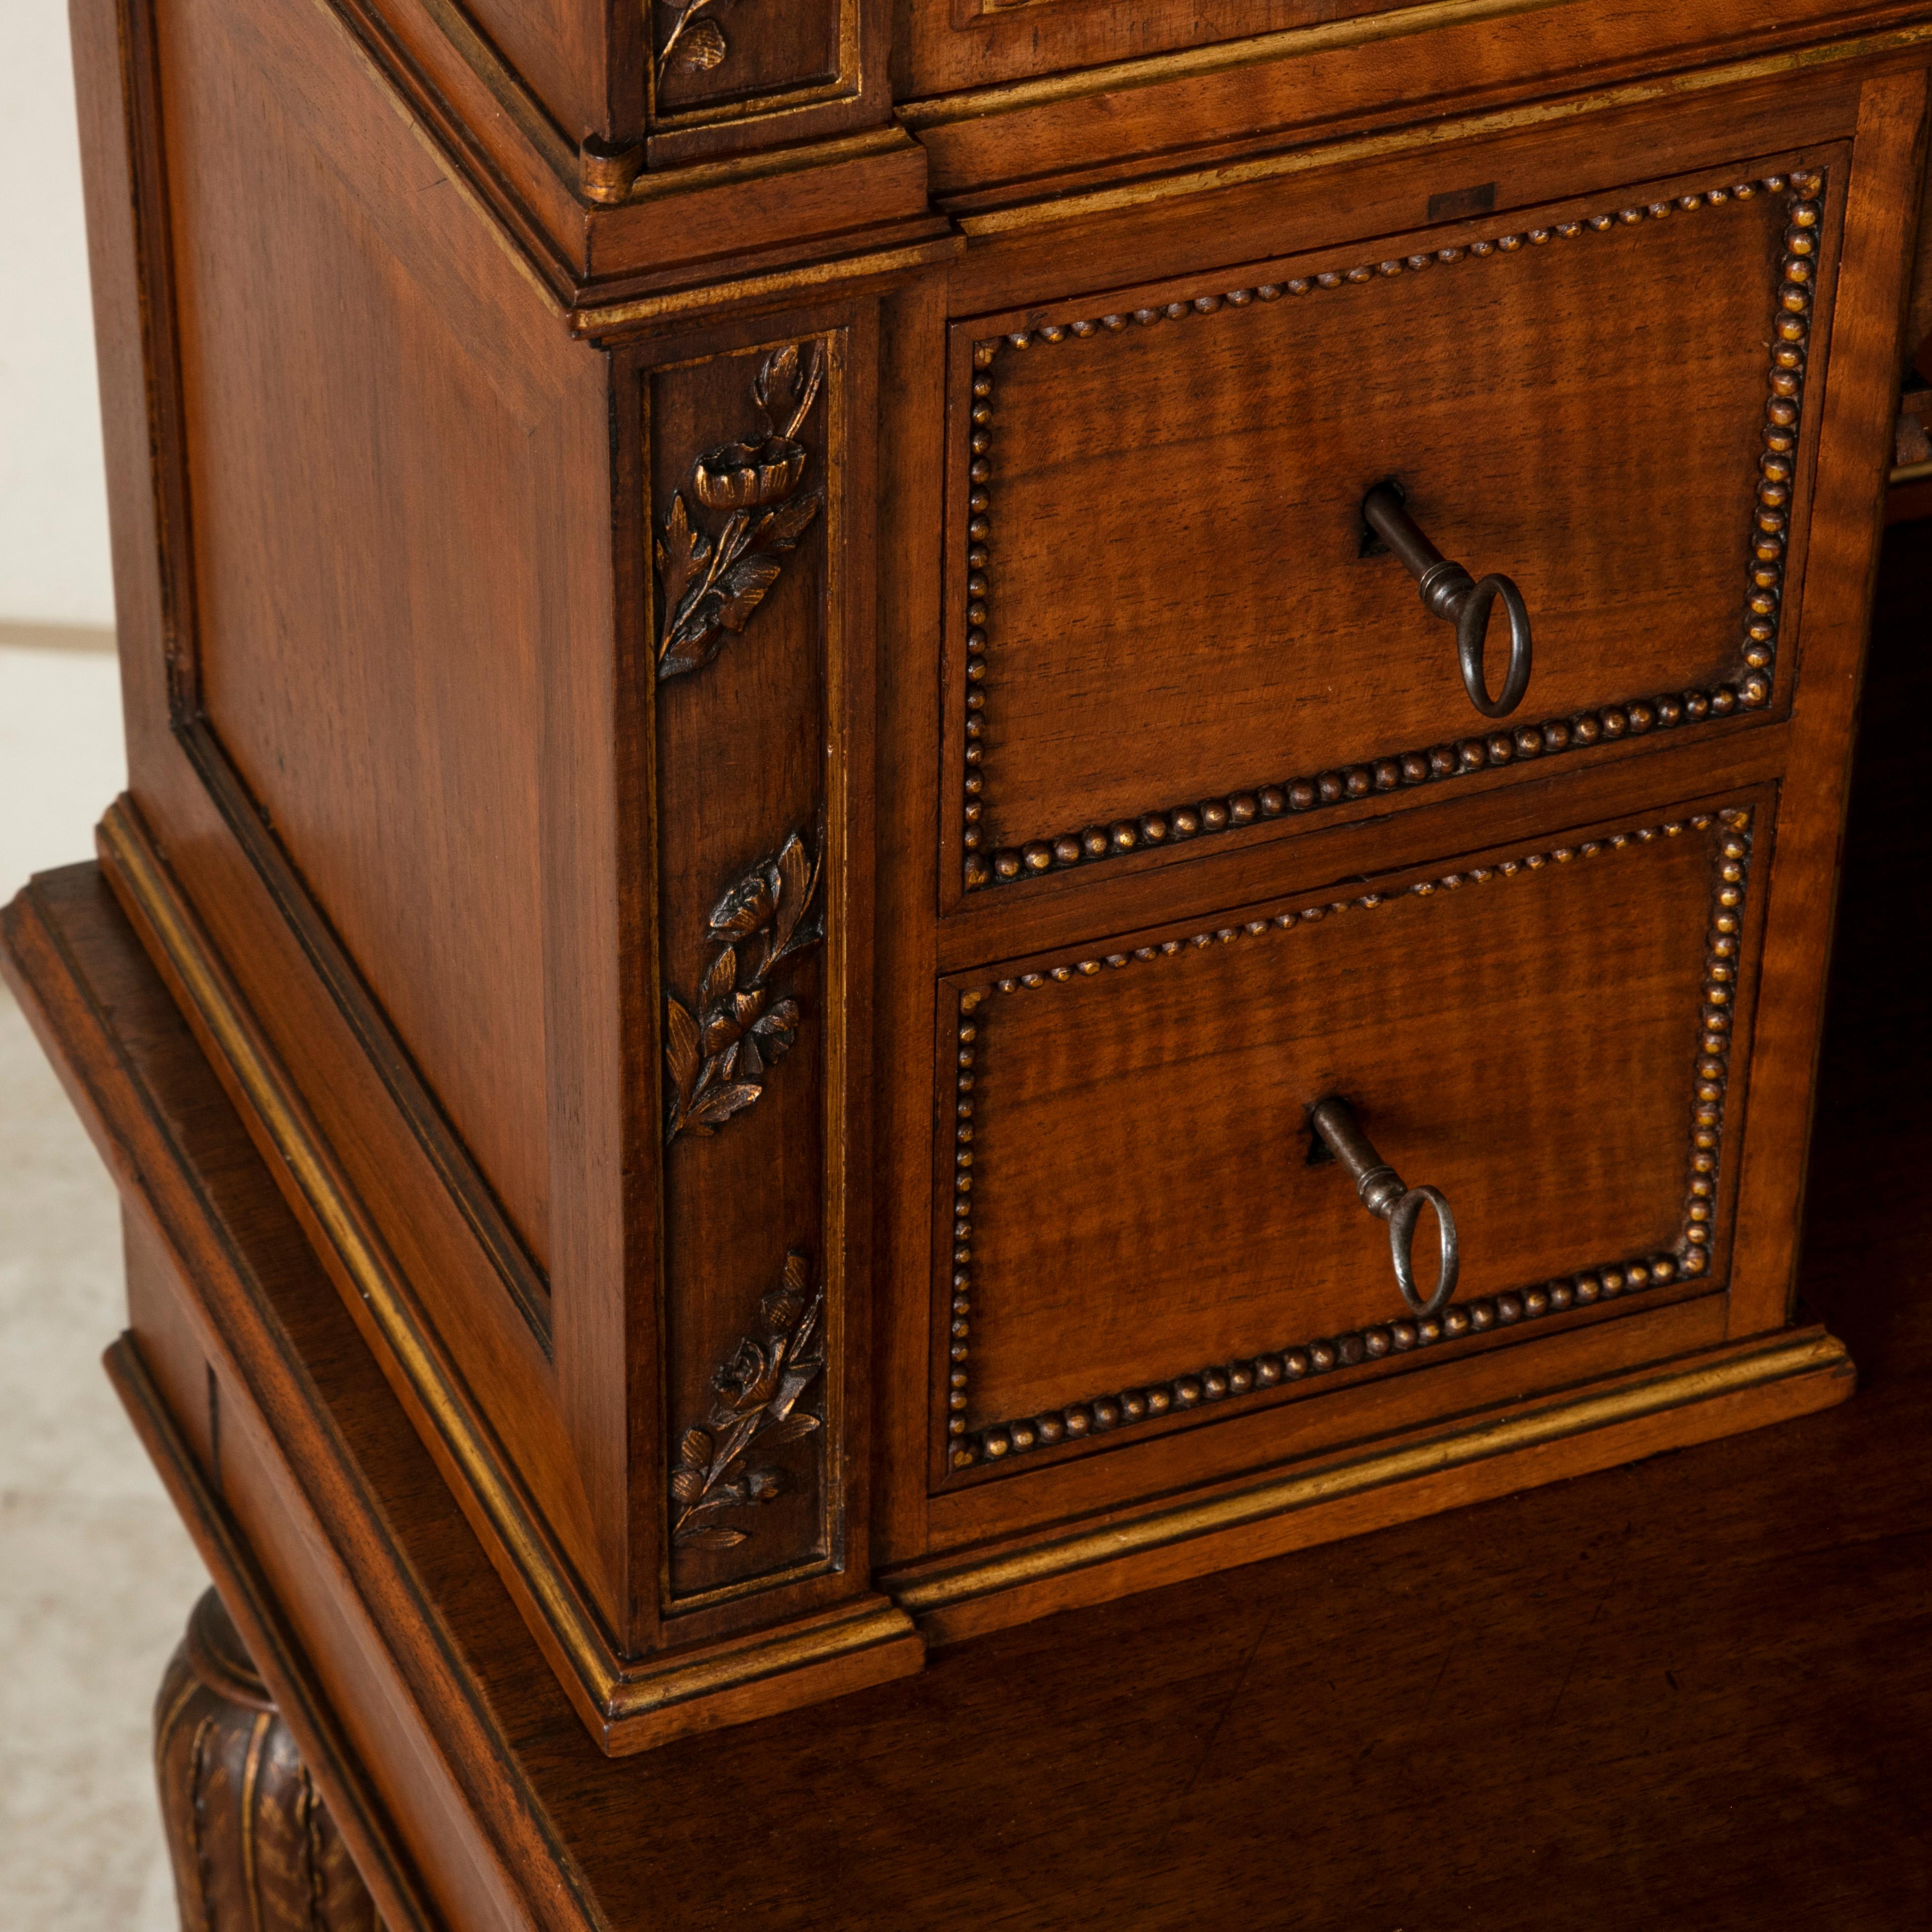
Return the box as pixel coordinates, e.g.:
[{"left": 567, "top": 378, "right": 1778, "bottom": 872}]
[
  {"left": 656, "top": 0, "right": 734, "bottom": 78},
  {"left": 655, "top": 342, "right": 824, "bottom": 681},
  {"left": 663, "top": 822, "right": 824, "bottom": 1142},
  {"left": 672, "top": 1251, "right": 825, "bottom": 1551}
]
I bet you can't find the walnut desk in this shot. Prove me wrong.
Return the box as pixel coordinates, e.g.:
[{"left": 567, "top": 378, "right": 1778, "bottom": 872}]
[{"left": 13, "top": 0, "right": 1932, "bottom": 1909}]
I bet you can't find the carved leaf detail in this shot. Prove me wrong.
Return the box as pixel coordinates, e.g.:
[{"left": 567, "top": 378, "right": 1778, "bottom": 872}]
[
  {"left": 684, "top": 1080, "right": 762, "bottom": 1128},
  {"left": 670, "top": 15, "right": 727, "bottom": 69},
  {"left": 762, "top": 490, "right": 821, "bottom": 551},
  {"left": 677, "top": 1526, "right": 749, "bottom": 1551},
  {"left": 654, "top": 344, "right": 824, "bottom": 682},
  {"left": 760, "top": 1412, "right": 820, "bottom": 1447},
  {"left": 714, "top": 553, "right": 783, "bottom": 634},
  {"left": 708, "top": 866, "right": 776, "bottom": 940},
  {"left": 700, "top": 945, "right": 737, "bottom": 1008},
  {"left": 672, "top": 1253, "right": 826, "bottom": 1556},
  {"left": 664, "top": 997, "right": 700, "bottom": 1108},
  {"left": 771, "top": 830, "right": 812, "bottom": 954},
  {"left": 664, "top": 825, "right": 824, "bottom": 1146}
]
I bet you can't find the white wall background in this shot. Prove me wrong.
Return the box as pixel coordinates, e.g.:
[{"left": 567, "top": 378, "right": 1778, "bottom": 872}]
[
  {"left": 0, "top": 13, "right": 200, "bottom": 1932},
  {"left": 1, "top": 0, "right": 128, "bottom": 907},
  {"left": 1, "top": 0, "right": 117, "bottom": 631}
]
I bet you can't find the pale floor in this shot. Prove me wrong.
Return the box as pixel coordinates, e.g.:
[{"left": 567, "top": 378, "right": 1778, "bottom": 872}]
[{"left": 0, "top": 642, "right": 208, "bottom": 1932}]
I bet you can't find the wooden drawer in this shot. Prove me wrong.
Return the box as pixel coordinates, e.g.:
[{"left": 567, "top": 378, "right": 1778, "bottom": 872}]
[
  {"left": 945, "top": 156, "right": 1836, "bottom": 902},
  {"left": 933, "top": 792, "right": 1764, "bottom": 1485}
]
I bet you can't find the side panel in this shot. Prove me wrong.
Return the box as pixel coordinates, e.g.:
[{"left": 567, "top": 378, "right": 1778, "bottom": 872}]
[
  {"left": 93, "top": 0, "right": 636, "bottom": 1646},
  {"left": 160, "top": 0, "right": 606, "bottom": 1274}
]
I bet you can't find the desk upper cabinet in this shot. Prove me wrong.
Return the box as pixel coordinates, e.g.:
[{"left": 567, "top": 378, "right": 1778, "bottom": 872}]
[{"left": 66, "top": 0, "right": 1930, "bottom": 1754}]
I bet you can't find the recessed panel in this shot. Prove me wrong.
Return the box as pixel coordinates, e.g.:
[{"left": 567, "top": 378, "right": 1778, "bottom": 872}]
[
  {"left": 948, "top": 164, "right": 1831, "bottom": 896},
  {"left": 937, "top": 801, "right": 1758, "bottom": 1474}
]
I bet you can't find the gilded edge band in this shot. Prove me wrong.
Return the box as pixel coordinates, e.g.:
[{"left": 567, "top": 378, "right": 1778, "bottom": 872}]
[
  {"left": 897, "top": 0, "right": 1573, "bottom": 129},
  {"left": 945, "top": 23, "right": 1932, "bottom": 234},
  {"left": 894, "top": 1333, "right": 1851, "bottom": 1611},
  {"left": 96, "top": 800, "right": 917, "bottom": 1725},
  {"left": 569, "top": 238, "right": 961, "bottom": 336}
]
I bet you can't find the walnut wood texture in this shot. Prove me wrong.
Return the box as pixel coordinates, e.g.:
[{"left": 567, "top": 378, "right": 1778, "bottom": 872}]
[
  {"left": 945, "top": 167, "right": 1824, "bottom": 895},
  {"left": 939, "top": 802, "right": 1757, "bottom": 1476},
  {"left": 64, "top": 0, "right": 1932, "bottom": 1764},
  {"left": 156, "top": 1591, "right": 382, "bottom": 1932},
  {"left": 4, "top": 500, "right": 1930, "bottom": 1927}
]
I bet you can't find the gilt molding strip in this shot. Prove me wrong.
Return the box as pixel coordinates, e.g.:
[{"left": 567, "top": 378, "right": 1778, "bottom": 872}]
[
  {"left": 942, "top": 806, "right": 1755, "bottom": 1473},
  {"left": 957, "top": 171, "right": 1821, "bottom": 894},
  {"left": 904, "top": 1332, "right": 1849, "bottom": 1614}
]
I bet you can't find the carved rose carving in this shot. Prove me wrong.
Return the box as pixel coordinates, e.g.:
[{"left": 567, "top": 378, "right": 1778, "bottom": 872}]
[
  {"left": 655, "top": 342, "right": 824, "bottom": 682},
  {"left": 671, "top": 1251, "right": 825, "bottom": 1552},
  {"left": 663, "top": 822, "right": 824, "bottom": 1143}
]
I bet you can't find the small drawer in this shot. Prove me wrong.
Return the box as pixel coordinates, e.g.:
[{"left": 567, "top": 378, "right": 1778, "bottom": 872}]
[
  {"left": 945, "top": 156, "right": 1835, "bottom": 900},
  {"left": 932, "top": 794, "right": 1763, "bottom": 1484}
]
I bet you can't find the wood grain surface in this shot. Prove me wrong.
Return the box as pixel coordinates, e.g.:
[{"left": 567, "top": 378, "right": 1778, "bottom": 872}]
[
  {"left": 60, "top": 0, "right": 1932, "bottom": 1769},
  {"left": 949, "top": 162, "right": 1820, "bottom": 866},
  {"left": 947, "top": 802, "right": 1749, "bottom": 1443},
  {"left": 2, "top": 509, "right": 1924, "bottom": 1923}
]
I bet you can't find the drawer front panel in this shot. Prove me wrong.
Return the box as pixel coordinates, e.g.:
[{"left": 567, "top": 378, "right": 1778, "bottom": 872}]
[
  {"left": 947, "top": 162, "right": 1832, "bottom": 898},
  {"left": 935, "top": 798, "right": 1760, "bottom": 1478}
]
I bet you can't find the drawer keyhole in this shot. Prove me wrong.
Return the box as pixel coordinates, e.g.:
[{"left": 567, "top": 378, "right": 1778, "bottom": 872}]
[
  {"left": 1309, "top": 1095, "right": 1459, "bottom": 1318},
  {"left": 1362, "top": 482, "right": 1534, "bottom": 720}
]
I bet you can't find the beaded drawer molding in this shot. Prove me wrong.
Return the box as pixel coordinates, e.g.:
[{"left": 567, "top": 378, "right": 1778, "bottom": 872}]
[
  {"left": 939, "top": 807, "right": 1755, "bottom": 1473},
  {"left": 956, "top": 172, "right": 1821, "bottom": 893}
]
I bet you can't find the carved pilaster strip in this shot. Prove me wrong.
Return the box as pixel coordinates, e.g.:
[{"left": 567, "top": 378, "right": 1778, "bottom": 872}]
[{"left": 651, "top": 333, "right": 841, "bottom": 1601}]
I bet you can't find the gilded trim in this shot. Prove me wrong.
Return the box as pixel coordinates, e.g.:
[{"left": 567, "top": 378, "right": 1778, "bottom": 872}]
[
  {"left": 96, "top": 802, "right": 916, "bottom": 1729},
  {"left": 569, "top": 238, "right": 961, "bottom": 337},
  {"left": 898, "top": 1332, "right": 1851, "bottom": 1612},
  {"left": 938, "top": 26, "right": 1930, "bottom": 232},
  {"left": 899, "top": 0, "right": 1573, "bottom": 130}
]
